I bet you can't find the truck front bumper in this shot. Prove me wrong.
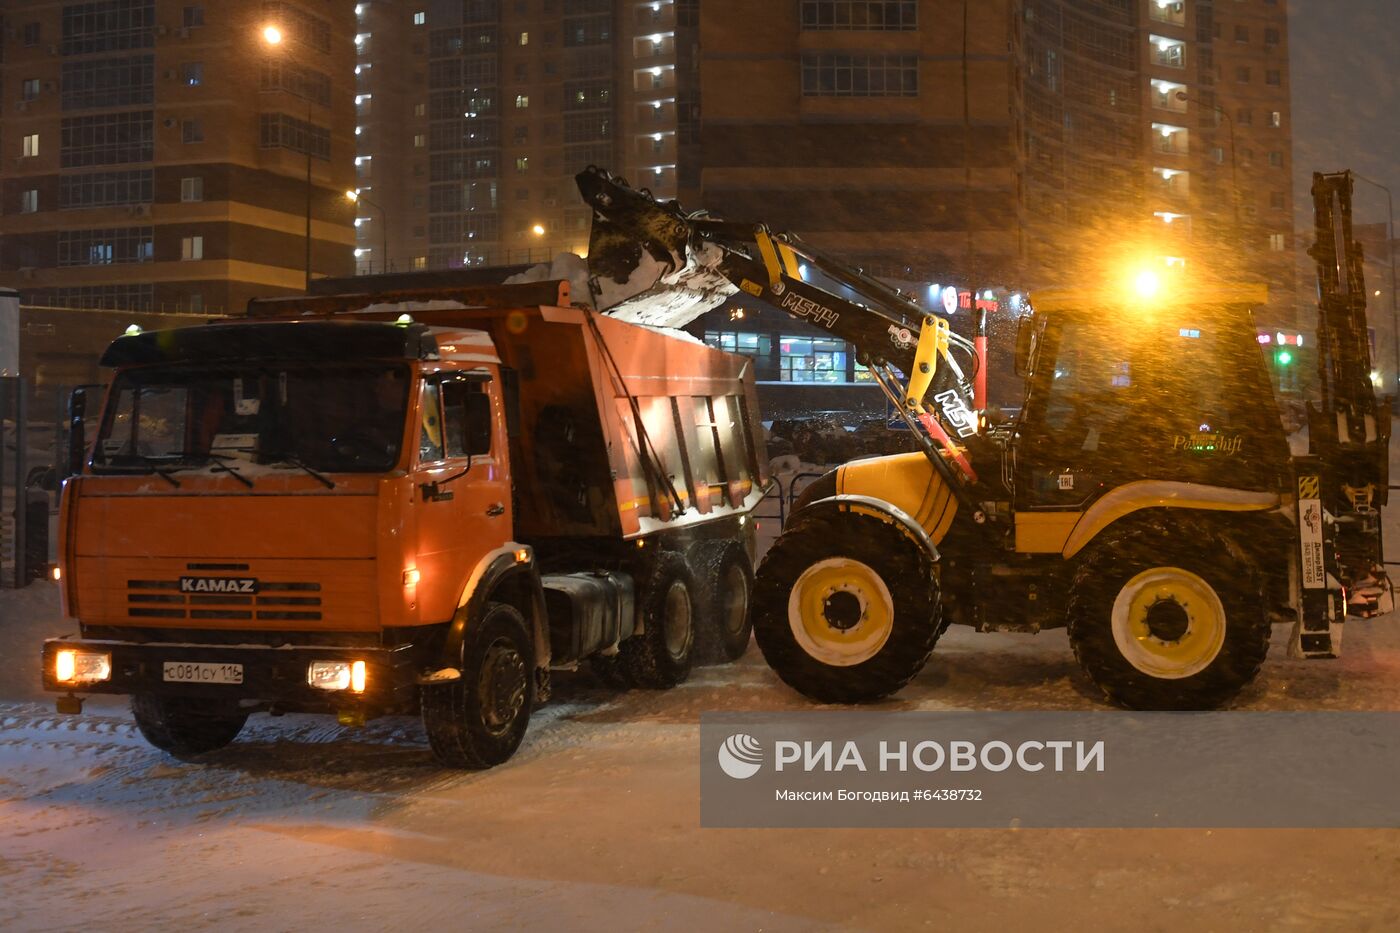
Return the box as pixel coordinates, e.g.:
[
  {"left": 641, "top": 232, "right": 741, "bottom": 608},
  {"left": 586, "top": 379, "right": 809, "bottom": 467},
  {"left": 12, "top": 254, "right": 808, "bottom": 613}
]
[{"left": 41, "top": 637, "right": 421, "bottom": 714}]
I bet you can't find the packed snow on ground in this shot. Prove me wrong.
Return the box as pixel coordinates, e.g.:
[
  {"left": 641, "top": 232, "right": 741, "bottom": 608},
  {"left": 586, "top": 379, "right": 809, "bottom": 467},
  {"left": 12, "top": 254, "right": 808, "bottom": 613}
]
[{"left": 6, "top": 442, "right": 1400, "bottom": 930}]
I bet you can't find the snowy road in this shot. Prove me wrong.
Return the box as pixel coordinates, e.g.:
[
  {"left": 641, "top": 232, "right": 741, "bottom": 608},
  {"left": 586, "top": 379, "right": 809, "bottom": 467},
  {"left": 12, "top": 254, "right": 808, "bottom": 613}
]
[{"left": 6, "top": 576, "right": 1400, "bottom": 931}]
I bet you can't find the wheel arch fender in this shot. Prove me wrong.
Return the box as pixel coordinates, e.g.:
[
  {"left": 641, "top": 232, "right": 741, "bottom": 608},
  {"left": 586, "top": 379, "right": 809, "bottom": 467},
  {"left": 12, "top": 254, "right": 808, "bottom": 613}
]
[
  {"left": 789, "top": 494, "right": 941, "bottom": 564},
  {"left": 447, "top": 545, "right": 550, "bottom": 670},
  {"left": 1061, "top": 481, "right": 1279, "bottom": 560}
]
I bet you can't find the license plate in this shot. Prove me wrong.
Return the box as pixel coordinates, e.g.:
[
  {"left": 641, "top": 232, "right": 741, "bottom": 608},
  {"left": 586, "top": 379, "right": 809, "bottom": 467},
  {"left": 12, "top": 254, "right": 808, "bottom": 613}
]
[{"left": 162, "top": 661, "right": 244, "bottom": 685}]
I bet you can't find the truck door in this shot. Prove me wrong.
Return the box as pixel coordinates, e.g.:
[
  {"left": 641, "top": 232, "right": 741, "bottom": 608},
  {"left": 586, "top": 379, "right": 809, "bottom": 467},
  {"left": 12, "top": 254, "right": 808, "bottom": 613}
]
[{"left": 412, "top": 371, "right": 511, "bottom": 625}]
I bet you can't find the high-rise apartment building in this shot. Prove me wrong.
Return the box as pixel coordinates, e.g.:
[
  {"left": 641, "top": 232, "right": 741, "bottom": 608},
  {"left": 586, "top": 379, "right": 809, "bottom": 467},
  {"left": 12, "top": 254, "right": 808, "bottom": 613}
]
[
  {"left": 694, "top": 0, "right": 1294, "bottom": 323},
  {"left": 353, "top": 0, "right": 699, "bottom": 275},
  {"left": 0, "top": 1, "right": 357, "bottom": 314}
]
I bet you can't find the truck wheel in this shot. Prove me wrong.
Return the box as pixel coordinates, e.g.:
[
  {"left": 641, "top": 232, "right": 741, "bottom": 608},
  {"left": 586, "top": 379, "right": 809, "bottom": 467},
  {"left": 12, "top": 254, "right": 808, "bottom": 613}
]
[
  {"left": 422, "top": 601, "right": 536, "bottom": 769},
  {"left": 622, "top": 553, "right": 698, "bottom": 688},
  {"left": 752, "top": 510, "right": 941, "bottom": 703},
  {"left": 130, "top": 695, "right": 247, "bottom": 759},
  {"left": 693, "top": 539, "right": 756, "bottom": 663},
  {"left": 1067, "top": 526, "right": 1271, "bottom": 710}
]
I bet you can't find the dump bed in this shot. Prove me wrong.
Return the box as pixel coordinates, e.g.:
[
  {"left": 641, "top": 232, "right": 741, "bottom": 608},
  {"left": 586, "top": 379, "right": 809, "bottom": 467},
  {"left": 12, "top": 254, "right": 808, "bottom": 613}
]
[{"left": 245, "top": 281, "right": 769, "bottom": 541}]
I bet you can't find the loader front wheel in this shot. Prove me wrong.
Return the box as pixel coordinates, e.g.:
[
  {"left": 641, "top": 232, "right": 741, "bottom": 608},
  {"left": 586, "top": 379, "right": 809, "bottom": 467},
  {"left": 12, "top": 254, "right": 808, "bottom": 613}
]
[
  {"left": 752, "top": 510, "right": 941, "bottom": 703},
  {"left": 1067, "top": 527, "right": 1270, "bottom": 710}
]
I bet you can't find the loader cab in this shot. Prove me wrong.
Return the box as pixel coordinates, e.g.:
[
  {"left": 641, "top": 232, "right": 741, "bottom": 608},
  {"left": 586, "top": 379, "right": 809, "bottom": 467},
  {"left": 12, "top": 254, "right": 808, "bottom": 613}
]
[{"left": 1012, "top": 287, "right": 1292, "bottom": 511}]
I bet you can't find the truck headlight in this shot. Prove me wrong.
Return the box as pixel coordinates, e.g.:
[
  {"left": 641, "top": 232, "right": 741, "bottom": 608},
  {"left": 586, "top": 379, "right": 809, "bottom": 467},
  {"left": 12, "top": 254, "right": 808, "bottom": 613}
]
[
  {"left": 54, "top": 649, "right": 111, "bottom": 684},
  {"left": 308, "top": 660, "right": 367, "bottom": 693}
]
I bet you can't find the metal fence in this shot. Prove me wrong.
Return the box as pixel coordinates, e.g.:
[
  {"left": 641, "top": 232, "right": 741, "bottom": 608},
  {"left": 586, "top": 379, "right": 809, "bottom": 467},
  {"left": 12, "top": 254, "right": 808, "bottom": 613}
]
[{"left": 1, "top": 377, "right": 68, "bottom": 588}]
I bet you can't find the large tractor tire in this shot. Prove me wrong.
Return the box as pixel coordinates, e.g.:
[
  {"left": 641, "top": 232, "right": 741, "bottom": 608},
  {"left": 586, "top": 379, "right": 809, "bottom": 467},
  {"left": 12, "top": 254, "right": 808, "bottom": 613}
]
[
  {"left": 621, "top": 553, "right": 699, "bottom": 688},
  {"left": 1067, "top": 523, "right": 1271, "bottom": 710},
  {"left": 752, "top": 509, "right": 942, "bottom": 703},
  {"left": 692, "top": 538, "right": 756, "bottom": 664},
  {"left": 422, "top": 602, "right": 536, "bottom": 769},
  {"left": 130, "top": 695, "right": 248, "bottom": 759}
]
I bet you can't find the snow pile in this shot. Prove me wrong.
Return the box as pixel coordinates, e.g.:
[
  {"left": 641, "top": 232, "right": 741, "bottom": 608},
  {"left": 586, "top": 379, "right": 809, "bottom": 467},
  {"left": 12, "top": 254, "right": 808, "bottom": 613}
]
[
  {"left": 0, "top": 581, "right": 72, "bottom": 703},
  {"left": 503, "top": 252, "right": 594, "bottom": 308}
]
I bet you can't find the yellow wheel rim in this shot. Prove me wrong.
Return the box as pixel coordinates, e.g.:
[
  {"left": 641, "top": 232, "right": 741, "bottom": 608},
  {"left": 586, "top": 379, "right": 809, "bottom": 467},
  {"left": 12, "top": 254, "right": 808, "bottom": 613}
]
[
  {"left": 1110, "top": 567, "right": 1227, "bottom": 679},
  {"left": 787, "top": 558, "right": 895, "bottom": 667}
]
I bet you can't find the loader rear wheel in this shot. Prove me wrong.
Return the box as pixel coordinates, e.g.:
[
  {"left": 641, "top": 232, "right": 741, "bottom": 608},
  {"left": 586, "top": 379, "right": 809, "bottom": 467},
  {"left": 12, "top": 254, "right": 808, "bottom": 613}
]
[
  {"left": 752, "top": 510, "right": 941, "bottom": 703},
  {"left": 422, "top": 601, "right": 535, "bottom": 769},
  {"left": 130, "top": 695, "right": 247, "bottom": 759},
  {"left": 692, "top": 539, "right": 756, "bottom": 663},
  {"left": 1067, "top": 525, "right": 1270, "bottom": 710},
  {"left": 621, "top": 553, "right": 698, "bottom": 688}
]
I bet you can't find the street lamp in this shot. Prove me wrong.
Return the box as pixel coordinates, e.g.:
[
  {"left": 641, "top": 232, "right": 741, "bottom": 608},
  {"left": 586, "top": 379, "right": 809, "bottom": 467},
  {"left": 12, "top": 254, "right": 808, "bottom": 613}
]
[
  {"left": 1175, "top": 91, "right": 1241, "bottom": 239},
  {"left": 346, "top": 189, "right": 388, "bottom": 274},
  {"left": 261, "top": 23, "right": 314, "bottom": 291},
  {"left": 1351, "top": 173, "right": 1398, "bottom": 397}
]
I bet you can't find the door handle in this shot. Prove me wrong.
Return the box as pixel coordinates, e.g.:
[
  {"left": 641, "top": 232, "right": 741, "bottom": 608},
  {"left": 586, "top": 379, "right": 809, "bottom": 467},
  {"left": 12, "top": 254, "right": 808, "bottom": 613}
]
[{"left": 486, "top": 503, "right": 505, "bottom": 516}]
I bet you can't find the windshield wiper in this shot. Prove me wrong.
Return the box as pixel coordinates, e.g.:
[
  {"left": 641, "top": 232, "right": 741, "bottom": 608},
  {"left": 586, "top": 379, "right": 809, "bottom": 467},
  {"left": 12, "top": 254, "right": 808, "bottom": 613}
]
[
  {"left": 151, "top": 465, "right": 182, "bottom": 488},
  {"left": 167, "top": 450, "right": 255, "bottom": 488},
  {"left": 262, "top": 452, "right": 336, "bottom": 489}
]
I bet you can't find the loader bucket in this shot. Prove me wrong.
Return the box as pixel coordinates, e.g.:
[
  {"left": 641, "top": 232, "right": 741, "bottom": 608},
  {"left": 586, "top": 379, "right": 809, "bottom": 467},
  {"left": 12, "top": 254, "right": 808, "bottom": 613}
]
[{"left": 576, "top": 167, "right": 736, "bottom": 327}]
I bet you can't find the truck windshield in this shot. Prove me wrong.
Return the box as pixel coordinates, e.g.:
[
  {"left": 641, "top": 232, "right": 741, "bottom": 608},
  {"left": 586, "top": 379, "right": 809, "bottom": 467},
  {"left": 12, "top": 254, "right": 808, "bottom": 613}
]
[{"left": 92, "top": 364, "right": 411, "bottom": 474}]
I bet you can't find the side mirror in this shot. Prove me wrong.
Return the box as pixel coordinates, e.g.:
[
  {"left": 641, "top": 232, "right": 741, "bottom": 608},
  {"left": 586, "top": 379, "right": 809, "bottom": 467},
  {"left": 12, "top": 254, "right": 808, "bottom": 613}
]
[
  {"left": 67, "top": 386, "right": 90, "bottom": 477},
  {"left": 1014, "top": 315, "right": 1038, "bottom": 377},
  {"left": 465, "top": 392, "right": 492, "bottom": 455}
]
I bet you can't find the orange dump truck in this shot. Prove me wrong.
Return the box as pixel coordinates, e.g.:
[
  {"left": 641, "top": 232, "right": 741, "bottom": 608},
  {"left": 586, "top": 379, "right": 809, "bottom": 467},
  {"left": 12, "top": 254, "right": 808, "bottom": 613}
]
[{"left": 42, "top": 280, "right": 767, "bottom": 767}]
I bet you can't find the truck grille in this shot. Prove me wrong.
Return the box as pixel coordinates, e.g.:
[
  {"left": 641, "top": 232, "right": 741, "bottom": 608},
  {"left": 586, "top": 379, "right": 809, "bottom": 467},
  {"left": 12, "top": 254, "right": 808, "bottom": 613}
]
[{"left": 126, "top": 579, "right": 323, "bottom": 622}]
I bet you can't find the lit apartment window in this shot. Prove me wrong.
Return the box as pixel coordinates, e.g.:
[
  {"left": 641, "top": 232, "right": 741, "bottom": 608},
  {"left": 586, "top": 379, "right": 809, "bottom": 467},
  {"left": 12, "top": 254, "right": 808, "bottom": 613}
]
[
  {"left": 181, "top": 177, "right": 204, "bottom": 201},
  {"left": 414, "top": 134, "right": 426, "bottom": 148},
  {"left": 22, "top": 78, "right": 40, "bottom": 101},
  {"left": 413, "top": 11, "right": 426, "bottom": 25},
  {"left": 414, "top": 102, "right": 425, "bottom": 116},
  {"left": 1150, "top": 36, "right": 1185, "bottom": 69},
  {"left": 20, "top": 190, "right": 39, "bottom": 213},
  {"left": 181, "top": 235, "right": 204, "bottom": 260},
  {"left": 519, "top": 31, "right": 529, "bottom": 46},
  {"left": 1151, "top": 123, "right": 1188, "bottom": 155},
  {"left": 516, "top": 94, "right": 529, "bottom": 108},
  {"left": 22, "top": 134, "right": 39, "bottom": 157},
  {"left": 1148, "top": 0, "right": 1185, "bottom": 26},
  {"left": 1269, "top": 234, "right": 1286, "bottom": 251},
  {"left": 413, "top": 256, "right": 427, "bottom": 270},
  {"left": 1269, "top": 111, "right": 1282, "bottom": 128},
  {"left": 183, "top": 62, "right": 203, "bottom": 86},
  {"left": 1150, "top": 79, "right": 1187, "bottom": 112},
  {"left": 516, "top": 157, "right": 529, "bottom": 172}
]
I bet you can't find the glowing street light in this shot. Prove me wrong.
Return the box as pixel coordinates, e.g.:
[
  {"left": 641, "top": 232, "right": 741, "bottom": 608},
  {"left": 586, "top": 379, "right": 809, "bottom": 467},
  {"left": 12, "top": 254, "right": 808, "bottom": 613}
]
[
  {"left": 262, "top": 25, "right": 283, "bottom": 45},
  {"left": 1134, "top": 269, "right": 1162, "bottom": 299}
]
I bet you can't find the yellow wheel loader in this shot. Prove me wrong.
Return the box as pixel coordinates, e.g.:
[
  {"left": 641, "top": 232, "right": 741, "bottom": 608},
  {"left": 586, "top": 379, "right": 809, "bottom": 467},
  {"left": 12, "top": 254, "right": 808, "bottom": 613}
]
[{"left": 577, "top": 167, "right": 1392, "bottom": 710}]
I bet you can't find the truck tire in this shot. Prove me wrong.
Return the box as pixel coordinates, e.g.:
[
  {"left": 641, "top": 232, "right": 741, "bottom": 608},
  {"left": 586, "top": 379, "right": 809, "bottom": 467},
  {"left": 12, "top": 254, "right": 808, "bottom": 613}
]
[
  {"left": 422, "top": 601, "right": 536, "bottom": 769},
  {"left": 752, "top": 510, "right": 941, "bottom": 703},
  {"left": 692, "top": 539, "right": 755, "bottom": 663},
  {"left": 621, "top": 553, "right": 698, "bottom": 688},
  {"left": 130, "top": 695, "right": 248, "bottom": 759},
  {"left": 1067, "top": 524, "right": 1271, "bottom": 710}
]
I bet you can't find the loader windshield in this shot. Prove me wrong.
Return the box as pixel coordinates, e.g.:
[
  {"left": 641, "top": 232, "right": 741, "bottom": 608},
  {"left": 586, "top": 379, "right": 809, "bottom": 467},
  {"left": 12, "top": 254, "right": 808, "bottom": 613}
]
[{"left": 92, "top": 363, "right": 411, "bottom": 475}]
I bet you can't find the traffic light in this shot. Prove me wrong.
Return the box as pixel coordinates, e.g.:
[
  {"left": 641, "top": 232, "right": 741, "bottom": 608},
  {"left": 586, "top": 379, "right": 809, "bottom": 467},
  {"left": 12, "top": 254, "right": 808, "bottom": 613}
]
[{"left": 1275, "top": 349, "right": 1293, "bottom": 367}]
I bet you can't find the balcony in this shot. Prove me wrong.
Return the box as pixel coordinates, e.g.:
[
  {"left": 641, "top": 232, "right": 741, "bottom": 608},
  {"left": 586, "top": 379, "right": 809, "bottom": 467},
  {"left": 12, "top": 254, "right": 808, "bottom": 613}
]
[
  {"left": 1153, "top": 167, "right": 1191, "bottom": 199},
  {"left": 1151, "top": 123, "right": 1189, "bottom": 155},
  {"left": 1148, "top": 0, "right": 1186, "bottom": 27},
  {"left": 1150, "top": 35, "right": 1185, "bottom": 69},
  {"left": 1150, "top": 79, "right": 1187, "bottom": 113}
]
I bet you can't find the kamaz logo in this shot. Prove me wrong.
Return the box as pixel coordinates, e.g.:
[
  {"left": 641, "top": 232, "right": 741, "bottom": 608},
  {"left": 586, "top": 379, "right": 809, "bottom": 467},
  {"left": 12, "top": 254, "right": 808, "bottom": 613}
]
[
  {"left": 179, "top": 577, "right": 258, "bottom": 594},
  {"left": 779, "top": 292, "right": 840, "bottom": 329}
]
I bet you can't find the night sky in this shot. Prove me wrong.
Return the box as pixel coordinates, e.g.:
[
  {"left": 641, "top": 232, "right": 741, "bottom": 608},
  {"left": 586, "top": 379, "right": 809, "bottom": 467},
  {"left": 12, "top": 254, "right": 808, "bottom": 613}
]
[{"left": 1290, "top": 0, "right": 1400, "bottom": 238}]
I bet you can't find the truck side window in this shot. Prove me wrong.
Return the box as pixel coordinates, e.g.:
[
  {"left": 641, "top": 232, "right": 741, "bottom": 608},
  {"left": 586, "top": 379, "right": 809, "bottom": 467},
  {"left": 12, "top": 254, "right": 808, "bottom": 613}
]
[
  {"left": 419, "top": 381, "right": 444, "bottom": 462},
  {"left": 443, "top": 379, "right": 492, "bottom": 457}
]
